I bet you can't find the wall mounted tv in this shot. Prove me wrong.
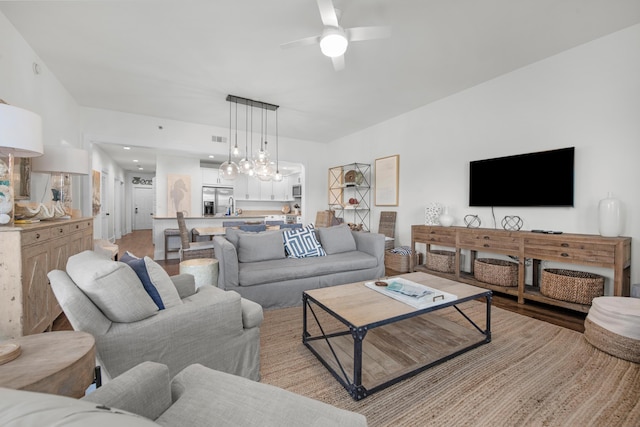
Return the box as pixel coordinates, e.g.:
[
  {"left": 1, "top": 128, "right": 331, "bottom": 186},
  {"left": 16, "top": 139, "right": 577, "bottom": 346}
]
[{"left": 469, "top": 147, "right": 575, "bottom": 207}]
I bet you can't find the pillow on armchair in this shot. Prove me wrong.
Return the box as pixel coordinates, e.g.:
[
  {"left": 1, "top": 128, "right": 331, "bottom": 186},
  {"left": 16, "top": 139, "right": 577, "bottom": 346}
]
[
  {"left": 121, "top": 252, "right": 182, "bottom": 309},
  {"left": 66, "top": 250, "right": 157, "bottom": 323}
]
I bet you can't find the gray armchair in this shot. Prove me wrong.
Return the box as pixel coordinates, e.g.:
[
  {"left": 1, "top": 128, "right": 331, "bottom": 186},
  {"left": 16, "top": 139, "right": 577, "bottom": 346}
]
[
  {"left": 0, "top": 362, "right": 367, "bottom": 426},
  {"left": 48, "top": 251, "right": 262, "bottom": 382}
]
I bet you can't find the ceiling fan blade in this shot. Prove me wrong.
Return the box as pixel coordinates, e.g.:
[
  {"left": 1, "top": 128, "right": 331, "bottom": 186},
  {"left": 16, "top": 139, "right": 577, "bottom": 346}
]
[
  {"left": 331, "top": 54, "right": 345, "bottom": 71},
  {"left": 317, "top": 0, "right": 339, "bottom": 27},
  {"left": 346, "top": 26, "right": 391, "bottom": 42},
  {"left": 280, "top": 35, "right": 321, "bottom": 49}
]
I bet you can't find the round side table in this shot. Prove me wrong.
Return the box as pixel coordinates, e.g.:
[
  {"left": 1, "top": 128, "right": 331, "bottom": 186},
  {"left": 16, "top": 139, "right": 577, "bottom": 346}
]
[
  {"left": 0, "top": 331, "right": 95, "bottom": 397},
  {"left": 180, "top": 258, "right": 219, "bottom": 288}
]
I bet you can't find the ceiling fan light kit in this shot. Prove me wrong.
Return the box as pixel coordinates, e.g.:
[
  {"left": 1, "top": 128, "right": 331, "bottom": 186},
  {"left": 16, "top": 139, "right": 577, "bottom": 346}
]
[
  {"left": 280, "top": 0, "right": 391, "bottom": 71},
  {"left": 320, "top": 28, "right": 348, "bottom": 57}
]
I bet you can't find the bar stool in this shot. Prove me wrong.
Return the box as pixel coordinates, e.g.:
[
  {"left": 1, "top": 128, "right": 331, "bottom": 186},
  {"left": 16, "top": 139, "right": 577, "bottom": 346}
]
[{"left": 164, "top": 228, "right": 181, "bottom": 261}]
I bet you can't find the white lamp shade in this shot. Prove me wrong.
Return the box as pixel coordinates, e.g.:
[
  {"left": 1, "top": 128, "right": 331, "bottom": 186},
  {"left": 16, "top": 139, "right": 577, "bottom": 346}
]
[
  {"left": 0, "top": 103, "right": 44, "bottom": 157},
  {"left": 31, "top": 145, "right": 90, "bottom": 175}
]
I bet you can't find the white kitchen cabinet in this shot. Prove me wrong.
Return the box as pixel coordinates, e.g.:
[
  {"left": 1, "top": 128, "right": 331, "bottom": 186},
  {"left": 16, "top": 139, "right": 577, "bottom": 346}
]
[{"left": 201, "top": 167, "right": 235, "bottom": 186}]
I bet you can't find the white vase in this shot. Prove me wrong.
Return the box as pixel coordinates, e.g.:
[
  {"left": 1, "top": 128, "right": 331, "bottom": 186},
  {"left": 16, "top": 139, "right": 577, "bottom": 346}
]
[
  {"left": 598, "top": 192, "right": 622, "bottom": 237},
  {"left": 439, "top": 207, "right": 454, "bottom": 227}
]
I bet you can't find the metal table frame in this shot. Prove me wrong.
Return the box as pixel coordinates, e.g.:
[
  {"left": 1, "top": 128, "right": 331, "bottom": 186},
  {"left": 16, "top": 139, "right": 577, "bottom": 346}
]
[{"left": 302, "top": 289, "right": 492, "bottom": 401}]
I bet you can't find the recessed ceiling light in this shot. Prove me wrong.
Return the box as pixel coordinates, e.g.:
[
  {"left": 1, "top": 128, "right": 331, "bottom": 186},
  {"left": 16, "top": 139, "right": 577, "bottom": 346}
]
[
  {"left": 123, "top": 146, "right": 131, "bottom": 150},
  {"left": 138, "top": 167, "right": 144, "bottom": 170},
  {"left": 133, "top": 159, "right": 139, "bottom": 163},
  {"left": 208, "top": 155, "right": 215, "bottom": 159}
]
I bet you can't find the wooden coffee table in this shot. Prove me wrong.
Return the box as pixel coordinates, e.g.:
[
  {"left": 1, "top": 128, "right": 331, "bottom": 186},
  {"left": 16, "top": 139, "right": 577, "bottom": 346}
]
[
  {"left": 0, "top": 331, "right": 96, "bottom": 398},
  {"left": 303, "top": 272, "right": 492, "bottom": 400}
]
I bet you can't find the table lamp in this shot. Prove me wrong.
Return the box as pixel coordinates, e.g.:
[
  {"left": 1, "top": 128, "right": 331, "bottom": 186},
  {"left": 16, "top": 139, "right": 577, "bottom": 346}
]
[
  {"left": 0, "top": 102, "right": 44, "bottom": 226},
  {"left": 31, "top": 145, "right": 90, "bottom": 218}
]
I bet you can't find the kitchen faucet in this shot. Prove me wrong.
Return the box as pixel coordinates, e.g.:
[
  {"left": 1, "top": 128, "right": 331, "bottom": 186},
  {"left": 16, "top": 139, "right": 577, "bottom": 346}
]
[{"left": 228, "top": 196, "right": 235, "bottom": 215}]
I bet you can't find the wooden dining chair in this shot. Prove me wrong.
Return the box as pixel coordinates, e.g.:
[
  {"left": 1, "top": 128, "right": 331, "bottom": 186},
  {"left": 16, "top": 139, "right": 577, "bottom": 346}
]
[{"left": 176, "top": 211, "right": 215, "bottom": 261}]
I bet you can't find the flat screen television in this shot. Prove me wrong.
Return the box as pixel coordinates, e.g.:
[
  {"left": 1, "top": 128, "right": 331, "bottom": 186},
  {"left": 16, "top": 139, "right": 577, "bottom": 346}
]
[{"left": 469, "top": 147, "right": 575, "bottom": 207}]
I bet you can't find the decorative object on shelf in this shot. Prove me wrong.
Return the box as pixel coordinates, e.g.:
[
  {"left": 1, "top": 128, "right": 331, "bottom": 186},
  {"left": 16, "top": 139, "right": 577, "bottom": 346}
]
[
  {"left": 344, "top": 170, "right": 364, "bottom": 185},
  {"left": 0, "top": 101, "right": 44, "bottom": 226},
  {"left": 501, "top": 215, "right": 523, "bottom": 231},
  {"left": 541, "top": 269, "right": 604, "bottom": 305},
  {"left": 225, "top": 95, "right": 283, "bottom": 182},
  {"left": 348, "top": 197, "right": 359, "bottom": 205},
  {"left": 464, "top": 214, "right": 481, "bottom": 228},
  {"left": 474, "top": 258, "right": 518, "bottom": 287},
  {"left": 374, "top": 155, "right": 399, "bottom": 206},
  {"left": 347, "top": 222, "right": 363, "bottom": 231},
  {"left": 424, "top": 202, "right": 443, "bottom": 225},
  {"left": 14, "top": 201, "right": 66, "bottom": 220},
  {"left": 598, "top": 192, "right": 622, "bottom": 237},
  {"left": 438, "top": 206, "right": 454, "bottom": 227},
  {"left": 31, "top": 145, "right": 89, "bottom": 217}
]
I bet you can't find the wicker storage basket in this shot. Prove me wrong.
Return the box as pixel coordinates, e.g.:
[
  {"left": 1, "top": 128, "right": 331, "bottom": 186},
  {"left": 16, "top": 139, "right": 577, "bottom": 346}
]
[
  {"left": 540, "top": 269, "right": 604, "bottom": 305},
  {"left": 385, "top": 251, "right": 422, "bottom": 273},
  {"left": 474, "top": 258, "right": 518, "bottom": 287},
  {"left": 426, "top": 250, "right": 455, "bottom": 273}
]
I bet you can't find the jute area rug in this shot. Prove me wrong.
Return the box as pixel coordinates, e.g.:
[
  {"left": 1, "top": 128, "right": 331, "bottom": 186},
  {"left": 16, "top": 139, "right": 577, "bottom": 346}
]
[{"left": 259, "top": 301, "right": 640, "bottom": 427}]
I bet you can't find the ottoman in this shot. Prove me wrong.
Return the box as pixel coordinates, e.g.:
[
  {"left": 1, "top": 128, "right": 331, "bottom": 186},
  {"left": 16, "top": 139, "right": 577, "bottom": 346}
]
[{"left": 584, "top": 296, "right": 640, "bottom": 363}]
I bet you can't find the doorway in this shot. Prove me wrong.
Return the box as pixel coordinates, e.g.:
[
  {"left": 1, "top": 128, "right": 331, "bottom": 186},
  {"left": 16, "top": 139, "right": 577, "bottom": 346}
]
[{"left": 133, "top": 187, "right": 154, "bottom": 230}]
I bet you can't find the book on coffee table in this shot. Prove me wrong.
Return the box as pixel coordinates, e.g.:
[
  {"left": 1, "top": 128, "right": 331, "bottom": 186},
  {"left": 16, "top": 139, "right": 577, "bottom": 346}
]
[{"left": 364, "top": 277, "right": 457, "bottom": 309}]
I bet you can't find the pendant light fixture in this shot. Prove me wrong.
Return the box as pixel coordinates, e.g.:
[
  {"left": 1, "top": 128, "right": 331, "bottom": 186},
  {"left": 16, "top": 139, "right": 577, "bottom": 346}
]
[
  {"left": 225, "top": 95, "right": 278, "bottom": 181},
  {"left": 273, "top": 108, "right": 283, "bottom": 182},
  {"left": 256, "top": 106, "right": 270, "bottom": 167},
  {"left": 238, "top": 102, "right": 254, "bottom": 175},
  {"left": 219, "top": 100, "right": 239, "bottom": 180}
]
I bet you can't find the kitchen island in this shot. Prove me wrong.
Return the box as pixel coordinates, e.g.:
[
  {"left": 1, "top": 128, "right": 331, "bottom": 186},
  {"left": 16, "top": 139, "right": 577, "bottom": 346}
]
[{"left": 152, "top": 211, "right": 304, "bottom": 261}]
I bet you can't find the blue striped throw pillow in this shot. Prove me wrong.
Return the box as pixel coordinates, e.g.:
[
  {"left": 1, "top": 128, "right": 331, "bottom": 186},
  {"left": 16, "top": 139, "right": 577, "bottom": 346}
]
[{"left": 282, "top": 224, "right": 327, "bottom": 258}]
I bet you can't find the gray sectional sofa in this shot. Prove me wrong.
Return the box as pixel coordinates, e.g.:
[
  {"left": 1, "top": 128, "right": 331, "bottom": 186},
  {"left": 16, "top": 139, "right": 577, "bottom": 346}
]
[{"left": 213, "top": 224, "right": 386, "bottom": 309}]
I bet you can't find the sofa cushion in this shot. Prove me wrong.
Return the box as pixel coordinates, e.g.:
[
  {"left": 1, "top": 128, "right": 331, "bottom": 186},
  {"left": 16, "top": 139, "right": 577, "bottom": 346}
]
[
  {"left": 238, "top": 251, "right": 377, "bottom": 286},
  {"left": 143, "top": 257, "right": 183, "bottom": 308},
  {"left": 237, "top": 231, "right": 286, "bottom": 263},
  {"left": 282, "top": 225, "right": 326, "bottom": 258},
  {"left": 0, "top": 388, "right": 160, "bottom": 427},
  {"left": 121, "top": 254, "right": 165, "bottom": 310},
  {"left": 225, "top": 228, "right": 245, "bottom": 248},
  {"left": 66, "top": 250, "right": 158, "bottom": 323},
  {"left": 316, "top": 224, "right": 357, "bottom": 255}
]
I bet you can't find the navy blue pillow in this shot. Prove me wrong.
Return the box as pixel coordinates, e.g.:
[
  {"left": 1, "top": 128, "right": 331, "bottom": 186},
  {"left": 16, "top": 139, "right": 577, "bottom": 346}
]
[{"left": 121, "top": 254, "right": 165, "bottom": 310}]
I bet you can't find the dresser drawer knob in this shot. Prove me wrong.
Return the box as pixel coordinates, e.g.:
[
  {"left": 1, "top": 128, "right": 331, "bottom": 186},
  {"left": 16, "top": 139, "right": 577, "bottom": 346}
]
[
  {"left": 35, "top": 233, "right": 40, "bottom": 239},
  {"left": 483, "top": 244, "right": 490, "bottom": 247},
  {"left": 561, "top": 253, "right": 569, "bottom": 257},
  {"left": 561, "top": 243, "right": 569, "bottom": 247},
  {"left": 483, "top": 236, "right": 490, "bottom": 240}
]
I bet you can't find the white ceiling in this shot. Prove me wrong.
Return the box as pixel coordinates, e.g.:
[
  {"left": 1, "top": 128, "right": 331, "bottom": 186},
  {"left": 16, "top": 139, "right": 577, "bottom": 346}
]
[{"left": 2, "top": 0, "right": 640, "bottom": 172}]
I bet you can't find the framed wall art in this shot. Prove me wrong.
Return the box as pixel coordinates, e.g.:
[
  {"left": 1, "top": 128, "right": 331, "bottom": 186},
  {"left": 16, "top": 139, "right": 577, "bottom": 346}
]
[{"left": 374, "top": 155, "right": 399, "bottom": 206}]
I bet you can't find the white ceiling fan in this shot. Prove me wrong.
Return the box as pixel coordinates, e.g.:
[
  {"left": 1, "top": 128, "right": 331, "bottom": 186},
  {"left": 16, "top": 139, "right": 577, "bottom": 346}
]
[{"left": 280, "top": 0, "right": 391, "bottom": 71}]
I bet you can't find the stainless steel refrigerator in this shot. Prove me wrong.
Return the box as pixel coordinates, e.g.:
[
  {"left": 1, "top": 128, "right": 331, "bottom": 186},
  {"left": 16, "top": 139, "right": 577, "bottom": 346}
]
[{"left": 202, "top": 186, "right": 234, "bottom": 215}]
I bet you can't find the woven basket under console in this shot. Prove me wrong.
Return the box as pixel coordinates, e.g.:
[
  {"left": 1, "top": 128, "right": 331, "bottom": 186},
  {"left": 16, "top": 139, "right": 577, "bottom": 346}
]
[
  {"left": 540, "top": 269, "right": 604, "bottom": 305},
  {"left": 385, "top": 251, "right": 422, "bottom": 273},
  {"left": 474, "top": 258, "right": 518, "bottom": 287},
  {"left": 426, "top": 250, "right": 455, "bottom": 273}
]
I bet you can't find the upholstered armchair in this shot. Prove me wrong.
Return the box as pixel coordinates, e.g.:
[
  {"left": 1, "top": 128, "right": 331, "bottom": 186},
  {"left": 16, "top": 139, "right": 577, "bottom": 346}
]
[
  {"left": 0, "top": 362, "right": 367, "bottom": 426},
  {"left": 48, "top": 250, "right": 263, "bottom": 382}
]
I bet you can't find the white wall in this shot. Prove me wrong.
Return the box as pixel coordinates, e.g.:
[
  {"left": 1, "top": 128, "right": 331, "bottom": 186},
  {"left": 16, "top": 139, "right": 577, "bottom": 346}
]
[
  {"left": 329, "top": 24, "right": 640, "bottom": 285},
  {"left": 0, "top": 11, "right": 89, "bottom": 215}
]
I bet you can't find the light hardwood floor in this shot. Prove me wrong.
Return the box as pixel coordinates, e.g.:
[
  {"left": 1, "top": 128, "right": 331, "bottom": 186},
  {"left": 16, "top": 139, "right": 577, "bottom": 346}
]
[{"left": 55, "top": 229, "right": 586, "bottom": 333}]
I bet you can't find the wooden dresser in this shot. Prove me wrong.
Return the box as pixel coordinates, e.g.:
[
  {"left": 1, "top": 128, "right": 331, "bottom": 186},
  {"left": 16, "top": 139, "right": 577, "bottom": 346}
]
[
  {"left": 0, "top": 217, "right": 93, "bottom": 338},
  {"left": 410, "top": 225, "right": 631, "bottom": 313}
]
